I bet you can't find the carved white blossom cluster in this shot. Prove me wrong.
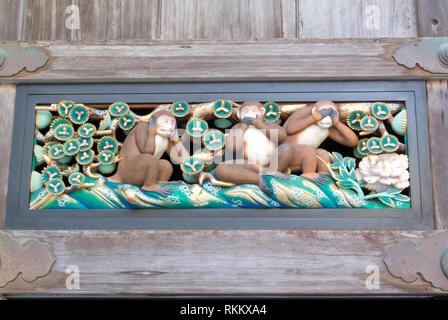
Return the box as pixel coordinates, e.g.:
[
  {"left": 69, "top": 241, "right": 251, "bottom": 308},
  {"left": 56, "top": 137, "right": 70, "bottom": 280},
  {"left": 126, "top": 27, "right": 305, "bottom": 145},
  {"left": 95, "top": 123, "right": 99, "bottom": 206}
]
[{"left": 356, "top": 153, "right": 410, "bottom": 193}]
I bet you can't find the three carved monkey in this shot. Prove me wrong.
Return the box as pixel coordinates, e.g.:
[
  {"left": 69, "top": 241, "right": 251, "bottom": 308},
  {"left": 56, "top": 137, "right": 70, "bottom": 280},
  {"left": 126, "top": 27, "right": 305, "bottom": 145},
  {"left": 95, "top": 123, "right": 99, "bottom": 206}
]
[{"left": 108, "top": 100, "right": 359, "bottom": 194}]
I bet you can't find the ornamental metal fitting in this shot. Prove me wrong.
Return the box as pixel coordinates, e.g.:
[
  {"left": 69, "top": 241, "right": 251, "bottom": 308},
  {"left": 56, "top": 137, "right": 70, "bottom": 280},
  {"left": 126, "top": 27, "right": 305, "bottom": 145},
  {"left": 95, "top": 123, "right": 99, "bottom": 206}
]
[
  {"left": 0, "top": 43, "right": 50, "bottom": 77},
  {"left": 0, "top": 231, "right": 55, "bottom": 288},
  {"left": 393, "top": 38, "right": 448, "bottom": 74},
  {"left": 384, "top": 231, "right": 448, "bottom": 291}
]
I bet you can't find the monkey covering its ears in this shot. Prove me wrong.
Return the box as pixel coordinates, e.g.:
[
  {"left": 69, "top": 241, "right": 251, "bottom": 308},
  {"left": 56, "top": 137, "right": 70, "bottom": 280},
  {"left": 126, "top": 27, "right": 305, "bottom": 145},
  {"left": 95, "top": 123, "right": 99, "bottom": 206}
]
[
  {"left": 108, "top": 111, "right": 189, "bottom": 195},
  {"left": 282, "top": 100, "right": 359, "bottom": 173}
]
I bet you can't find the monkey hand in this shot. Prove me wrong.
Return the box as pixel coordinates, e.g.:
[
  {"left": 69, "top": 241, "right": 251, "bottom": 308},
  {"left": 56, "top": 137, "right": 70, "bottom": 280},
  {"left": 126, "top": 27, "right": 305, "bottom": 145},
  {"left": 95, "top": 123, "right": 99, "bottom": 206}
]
[
  {"left": 242, "top": 117, "right": 255, "bottom": 125},
  {"left": 330, "top": 109, "right": 340, "bottom": 125},
  {"left": 312, "top": 107, "right": 332, "bottom": 121}
]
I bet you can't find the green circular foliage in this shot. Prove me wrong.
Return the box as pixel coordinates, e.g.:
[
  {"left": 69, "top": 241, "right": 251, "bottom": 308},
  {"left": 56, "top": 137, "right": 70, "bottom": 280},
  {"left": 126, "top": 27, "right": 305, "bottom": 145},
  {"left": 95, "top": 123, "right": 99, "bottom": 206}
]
[
  {"left": 63, "top": 139, "right": 80, "bottom": 156},
  {"left": 182, "top": 172, "right": 199, "bottom": 184},
  {"left": 48, "top": 143, "right": 65, "bottom": 159},
  {"left": 78, "top": 123, "right": 96, "bottom": 138},
  {"left": 371, "top": 102, "right": 391, "bottom": 120},
  {"left": 98, "top": 150, "right": 115, "bottom": 165},
  {"left": 30, "top": 171, "right": 43, "bottom": 193},
  {"left": 202, "top": 129, "right": 225, "bottom": 151},
  {"left": 98, "top": 112, "right": 112, "bottom": 130},
  {"left": 347, "top": 110, "right": 366, "bottom": 131},
  {"left": 97, "top": 136, "right": 118, "bottom": 154},
  {"left": 214, "top": 118, "right": 233, "bottom": 129},
  {"left": 78, "top": 137, "right": 94, "bottom": 152},
  {"left": 35, "top": 111, "right": 52, "bottom": 129},
  {"left": 76, "top": 149, "right": 95, "bottom": 165},
  {"left": 53, "top": 123, "right": 74, "bottom": 141},
  {"left": 170, "top": 102, "right": 190, "bottom": 118},
  {"left": 380, "top": 135, "right": 400, "bottom": 153},
  {"left": 118, "top": 114, "right": 136, "bottom": 131},
  {"left": 108, "top": 102, "right": 130, "bottom": 117},
  {"left": 50, "top": 117, "right": 71, "bottom": 130},
  {"left": 57, "top": 100, "right": 75, "bottom": 117},
  {"left": 181, "top": 156, "right": 204, "bottom": 176},
  {"left": 99, "top": 163, "right": 116, "bottom": 174},
  {"left": 58, "top": 155, "right": 72, "bottom": 164},
  {"left": 186, "top": 119, "right": 208, "bottom": 138},
  {"left": 46, "top": 178, "right": 65, "bottom": 195},
  {"left": 68, "top": 172, "right": 85, "bottom": 186},
  {"left": 391, "top": 109, "right": 407, "bottom": 136},
  {"left": 352, "top": 147, "right": 363, "bottom": 159},
  {"left": 360, "top": 116, "right": 379, "bottom": 132},
  {"left": 213, "top": 100, "right": 233, "bottom": 119},
  {"left": 42, "top": 166, "right": 62, "bottom": 184},
  {"left": 357, "top": 138, "right": 370, "bottom": 156},
  {"left": 69, "top": 104, "right": 90, "bottom": 124},
  {"left": 367, "top": 137, "right": 382, "bottom": 154},
  {"left": 33, "top": 144, "right": 45, "bottom": 166},
  {"left": 263, "top": 102, "right": 281, "bottom": 123}
]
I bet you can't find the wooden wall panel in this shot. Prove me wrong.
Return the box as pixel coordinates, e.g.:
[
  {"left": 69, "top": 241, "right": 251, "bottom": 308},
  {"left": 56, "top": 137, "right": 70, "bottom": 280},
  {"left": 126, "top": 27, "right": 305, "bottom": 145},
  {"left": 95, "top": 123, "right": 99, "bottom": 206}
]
[
  {"left": 0, "top": 230, "right": 444, "bottom": 295},
  {"left": 5, "top": 0, "right": 297, "bottom": 41},
  {"left": 427, "top": 80, "right": 448, "bottom": 230},
  {"left": 416, "top": 0, "right": 448, "bottom": 37},
  {"left": 0, "top": 0, "right": 23, "bottom": 40},
  {"left": 0, "top": 84, "right": 16, "bottom": 229},
  {"left": 298, "top": 0, "right": 417, "bottom": 39}
]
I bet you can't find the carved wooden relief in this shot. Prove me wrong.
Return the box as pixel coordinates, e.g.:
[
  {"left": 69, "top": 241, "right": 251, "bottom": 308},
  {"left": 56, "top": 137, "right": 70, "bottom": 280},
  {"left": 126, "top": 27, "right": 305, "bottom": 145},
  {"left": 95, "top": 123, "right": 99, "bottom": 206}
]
[
  {"left": 384, "top": 231, "right": 448, "bottom": 291},
  {"left": 0, "top": 231, "right": 55, "bottom": 288},
  {"left": 0, "top": 43, "right": 50, "bottom": 77}
]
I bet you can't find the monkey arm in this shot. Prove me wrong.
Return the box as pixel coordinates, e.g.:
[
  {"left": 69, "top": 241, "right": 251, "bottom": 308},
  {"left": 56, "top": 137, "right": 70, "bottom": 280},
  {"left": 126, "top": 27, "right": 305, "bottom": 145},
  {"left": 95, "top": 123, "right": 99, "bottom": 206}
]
[
  {"left": 283, "top": 106, "right": 317, "bottom": 135},
  {"left": 225, "top": 123, "right": 245, "bottom": 153},
  {"left": 328, "top": 122, "right": 359, "bottom": 147},
  {"left": 167, "top": 140, "right": 190, "bottom": 164},
  {"left": 135, "top": 122, "right": 156, "bottom": 154},
  {"left": 253, "top": 120, "right": 287, "bottom": 144}
]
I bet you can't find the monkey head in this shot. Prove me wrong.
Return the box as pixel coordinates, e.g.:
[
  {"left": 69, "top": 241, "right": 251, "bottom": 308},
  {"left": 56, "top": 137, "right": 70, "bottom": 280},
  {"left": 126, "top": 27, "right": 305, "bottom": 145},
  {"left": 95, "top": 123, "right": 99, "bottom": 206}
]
[
  {"left": 152, "top": 111, "right": 177, "bottom": 138},
  {"left": 312, "top": 100, "right": 338, "bottom": 129},
  {"left": 236, "top": 101, "right": 265, "bottom": 122}
]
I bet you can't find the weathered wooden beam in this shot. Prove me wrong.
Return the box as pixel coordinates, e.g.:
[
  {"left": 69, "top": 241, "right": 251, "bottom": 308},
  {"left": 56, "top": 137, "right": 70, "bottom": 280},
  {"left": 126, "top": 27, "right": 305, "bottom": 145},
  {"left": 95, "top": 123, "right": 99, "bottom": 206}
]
[
  {"left": 0, "top": 230, "right": 444, "bottom": 295},
  {"left": 0, "top": 84, "right": 15, "bottom": 229},
  {"left": 1, "top": 39, "right": 447, "bottom": 83},
  {"left": 427, "top": 80, "right": 448, "bottom": 229}
]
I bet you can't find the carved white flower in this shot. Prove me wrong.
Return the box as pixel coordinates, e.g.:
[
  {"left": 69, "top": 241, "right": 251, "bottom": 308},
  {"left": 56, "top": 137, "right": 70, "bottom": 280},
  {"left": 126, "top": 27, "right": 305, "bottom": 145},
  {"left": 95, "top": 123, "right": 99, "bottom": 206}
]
[{"left": 356, "top": 153, "right": 409, "bottom": 193}]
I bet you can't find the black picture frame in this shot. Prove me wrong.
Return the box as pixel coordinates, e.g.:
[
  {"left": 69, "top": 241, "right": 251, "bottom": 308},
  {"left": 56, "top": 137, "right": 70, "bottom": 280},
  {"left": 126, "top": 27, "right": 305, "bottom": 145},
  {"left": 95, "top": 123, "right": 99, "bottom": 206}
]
[{"left": 5, "top": 81, "right": 434, "bottom": 230}]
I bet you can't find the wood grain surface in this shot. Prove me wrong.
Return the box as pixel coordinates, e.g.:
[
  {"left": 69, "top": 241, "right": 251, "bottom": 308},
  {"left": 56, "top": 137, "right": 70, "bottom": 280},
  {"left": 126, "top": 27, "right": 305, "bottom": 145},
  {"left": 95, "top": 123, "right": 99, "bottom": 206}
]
[
  {"left": 0, "top": 230, "right": 445, "bottom": 295},
  {"left": 0, "top": 39, "right": 444, "bottom": 83},
  {"left": 426, "top": 80, "right": 448, "bottom": 230},
  {"left": 0, "top": 85, "right": 16, "bottom": 229}
]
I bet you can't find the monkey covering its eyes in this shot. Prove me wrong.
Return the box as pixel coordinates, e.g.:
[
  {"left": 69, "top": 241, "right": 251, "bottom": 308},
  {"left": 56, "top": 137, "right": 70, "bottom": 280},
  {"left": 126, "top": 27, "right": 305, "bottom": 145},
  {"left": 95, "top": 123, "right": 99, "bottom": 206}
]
[{"left": 108, "top": 111, "right": 188, "bottom": 195}]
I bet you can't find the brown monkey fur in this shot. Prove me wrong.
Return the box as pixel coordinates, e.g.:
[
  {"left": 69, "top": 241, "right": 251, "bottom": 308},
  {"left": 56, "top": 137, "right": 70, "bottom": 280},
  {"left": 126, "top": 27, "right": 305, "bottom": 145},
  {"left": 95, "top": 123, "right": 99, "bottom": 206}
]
[
  {"left": 108, "top": 111, "right": 188, "bottom": 194},
  {"left": 282, "top": 100, "right": 359, "bottom": 173},
  {"left": 214, "top": 101, "right": 323, "bottom": 191}
]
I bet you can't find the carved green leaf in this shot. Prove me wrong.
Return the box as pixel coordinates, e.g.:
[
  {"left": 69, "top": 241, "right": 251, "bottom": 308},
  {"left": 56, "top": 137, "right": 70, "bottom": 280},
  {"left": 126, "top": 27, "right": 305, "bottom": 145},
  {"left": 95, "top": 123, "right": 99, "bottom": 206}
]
[
  {"left": 346, "top": 158, "right": 356, "bottom": 171},
  {"left": 378, "top": 195, "right": 396, "bottom": 208},
  {"left": 332, "top": 152, "right": 344, "bottom": 164},
  {"left": 339, "top": 166, "right": 350, "bottom": 179},
  {"left": 336, "top": 180, "right": 355, "bottom": 189},
  {"left": 392, "top": 193, "right": 411, "bottom": 202},
  {"left": 385, "top": 188, "right": 403, "bottom": 195}
]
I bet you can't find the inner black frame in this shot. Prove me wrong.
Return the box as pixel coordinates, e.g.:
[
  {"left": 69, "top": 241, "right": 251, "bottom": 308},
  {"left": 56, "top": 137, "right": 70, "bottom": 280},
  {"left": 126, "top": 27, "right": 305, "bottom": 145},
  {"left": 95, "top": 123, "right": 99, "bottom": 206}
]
[{"left": 5, "top": 81, "right": 434, "bottom": 230}]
